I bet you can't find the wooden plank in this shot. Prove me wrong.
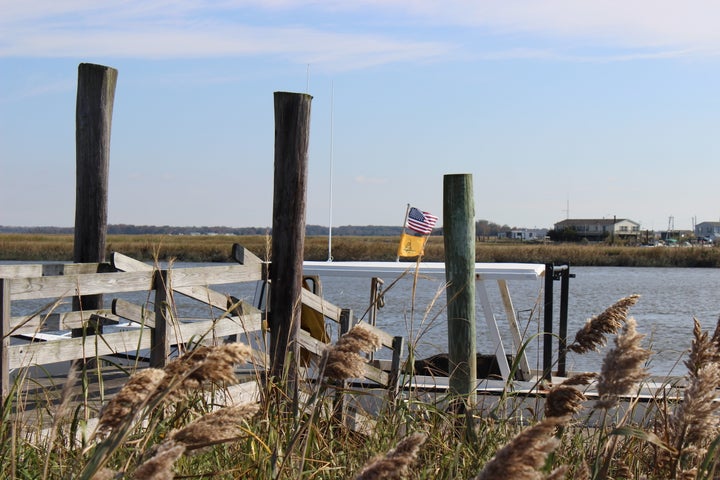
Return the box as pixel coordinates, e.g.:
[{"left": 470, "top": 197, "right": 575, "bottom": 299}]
[
  {"left": 172, "top": 314, "right": 263, "bottom": 344},
  {"left": 8, "top": 329, "right": 151, "bottom": 368},
  {"left": 112, "top": 252, "right": 262, "bottom": 286},
  {"left": 362, "top": 363, "right": 390, "bottom": 386},
  {"left": 477, "top": 280, "right": 512, "bottom": 381},
  {"left": 7, "top": 315, "right": 264, "bottom": 371},
  {"left": 112, "top": 299, "right": 155, "bottom": 328},
  {"left": 170, "top": 265, "right": 263, "bottom": 288},
  {"left": 10, "top": 309, "right": 118, "bottom": 336},
  {"left": 62, "top": 263, "right": 112, "bottom": 275},
  {"left": 297, "top": 329, "right": 329, "bottom": 357},
  {"left": 301, "top": 289, "right": 342, "bottom": 322},
  {"left": 112, "top": 252, "right": 261, "bottom": 310},
  {"left": 232, "top": 243, "right": 264, "bottom": 269},
  {"left": 9, "top": 270, "right": 155, "bottom": 301},
  {"left": 0, "top": 264, "right": 43, "bottom": 279},
  {"left": 497, "top": 279, "right": 531, "bottom": 380}
]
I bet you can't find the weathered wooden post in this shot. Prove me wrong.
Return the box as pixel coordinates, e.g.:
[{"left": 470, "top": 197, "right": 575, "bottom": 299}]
[
  {"left": 73, "top": 63, "right": 117, "bottom": 310},
  {"left": 269, "top": 92, "right": 312, "bottom": 390},
  {"left": 1, "top": 279, "right": 9, "bottom": 400},
  {"left": 444, "top": 173, "right": 477, "bottom": 407}
]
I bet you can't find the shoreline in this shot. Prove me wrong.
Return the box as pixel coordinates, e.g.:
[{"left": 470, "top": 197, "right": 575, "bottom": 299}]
[{"left": 1, "top": 232, "right": 719, "bottom": 267}]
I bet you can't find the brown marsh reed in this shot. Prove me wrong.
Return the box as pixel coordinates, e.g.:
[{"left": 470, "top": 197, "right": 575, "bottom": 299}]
[
  {"left": 4, "top": 232, "right": 720, "bottom": 266},
  {"left": 5, "top": 269, "right": 720, "bottom": 478}
]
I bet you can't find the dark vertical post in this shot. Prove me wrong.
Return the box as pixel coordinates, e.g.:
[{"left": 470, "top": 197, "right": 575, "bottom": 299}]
[
  {"left": 543, "top": 263, "right": 554, "bottom": 381},
  {"left": 557, "top": 265, "right": 570, "bottom": 377},
  {"left": 269, "top": 92, "right": 312, "bottom": 387},
  {"left": 444, "top": 174, "right": 477, "bottom": 405},
  {"left": 74, "top": 63, "right": 117, "bottom": 310},
  {"left": 0, "top": 279, "right": 9, "bottom": 400},
  {"left": 150, "top": 270, "right": 171, "bottom": 367}
]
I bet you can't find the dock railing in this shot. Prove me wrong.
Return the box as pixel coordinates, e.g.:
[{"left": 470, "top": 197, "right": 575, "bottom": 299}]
[{"left": 0, "top": 246, "right": 405, "bottom": 404}]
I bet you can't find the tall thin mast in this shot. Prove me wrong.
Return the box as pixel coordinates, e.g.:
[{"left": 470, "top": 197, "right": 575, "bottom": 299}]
[{"left": 327, "top": 82, "right": 334, "bottom": 261}]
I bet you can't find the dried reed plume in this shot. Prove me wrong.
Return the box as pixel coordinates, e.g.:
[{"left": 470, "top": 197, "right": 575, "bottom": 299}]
[
  {"left": 155, "top": 343, "right": 252, "bottom": 401},
  {"left": 169, "top": 402, "right": 260, "bottom": 449},
  {"left": 354, "top": 432, "right": 427, "bottom": 480},
  {"left": 90, "top": 468, "right": 118, "bottom": 480},
  {"left": 97, "top": 368, "right": 166, "bottom": 436},
  {"left": 659, "top": 319, "right": 720, "bottom": 475},
  {"left": 545, "top": 385, "right": 586, "bottom": 419},
  {"left": 544, "top": 466, "right": 569, "bottom": 480},
  {"left": 323, "top": 324, "right": 381, "bottom": 381},
  {"left": 567, "top": 294, "right": 640, "bottom": 354},
  {"left": 686, "top": 318, "right": 720, "bottom": 377},
  {"left": 132, "top": 440, "right": 186, "bottom": 480},
  {"left": 474, "top": 416, "right": 567, "bottom": 480},
  {"left": 595, "top": 317, "right": 651, "bottom": 409}
]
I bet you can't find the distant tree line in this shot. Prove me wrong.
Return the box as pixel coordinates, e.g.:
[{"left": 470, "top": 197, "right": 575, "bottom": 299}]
[{"left": 0, "top": 219, "right": 522, "bottom": 237}]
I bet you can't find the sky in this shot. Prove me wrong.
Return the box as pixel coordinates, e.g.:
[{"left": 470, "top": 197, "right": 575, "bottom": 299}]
[{"left": 2, "top": 1, "right": 720, "bottom": 231}]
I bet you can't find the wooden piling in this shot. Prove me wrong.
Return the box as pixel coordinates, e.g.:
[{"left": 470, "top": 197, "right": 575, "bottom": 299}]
[
  {"left": 269, "top": 92, "right": 313, "bottom": 387},
  {"left": 443, "top": 174, "right": 477, "bottom": 406},
  {"left": 73, "top": 63, "right": 117, "bottom": 310},
  {"left": 1, "top": 279, "right": 9, "bottom": 399}
]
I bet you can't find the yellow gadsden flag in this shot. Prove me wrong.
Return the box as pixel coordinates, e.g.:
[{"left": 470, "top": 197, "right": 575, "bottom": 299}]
[{"left": 397, "top": 231, "right": 428, "bottom": 258}]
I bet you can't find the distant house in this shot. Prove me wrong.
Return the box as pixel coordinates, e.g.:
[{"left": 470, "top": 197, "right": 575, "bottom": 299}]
[
  {"left": 498, "top": 228, "right": 548, "bottom": 241},
  {"left": 695, "top": 221, "right": 720, "bottom": 240},
  {"left": 553, "top": 218, "right": 641, "bottom": 241}
]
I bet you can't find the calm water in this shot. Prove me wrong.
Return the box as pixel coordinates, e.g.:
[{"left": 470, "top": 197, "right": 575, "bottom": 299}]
[
  {"left": 6, "top": 262, "right": 720, "bottom": 377},
  {"left": 286, "top": 266, "right": 720, "bottom": 377}
]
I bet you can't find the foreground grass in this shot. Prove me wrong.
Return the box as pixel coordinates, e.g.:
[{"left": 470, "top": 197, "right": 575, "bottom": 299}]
[
  {"left": 2, "top": 233, "right": 720, "bottom": 267},
  {"left": 4, "top": 294, "right": 720, "bottom": 479}
]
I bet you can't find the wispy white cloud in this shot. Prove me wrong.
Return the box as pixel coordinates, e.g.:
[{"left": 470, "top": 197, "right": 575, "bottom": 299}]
[
  {"left": 0, "top": 1, "right": 453, "bottom": 70},
  {"left": 3, "top": 0, "right": 720, "bottom": 69}
]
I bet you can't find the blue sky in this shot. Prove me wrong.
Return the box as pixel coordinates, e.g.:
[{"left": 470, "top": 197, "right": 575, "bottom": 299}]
[{"left": 2, "top": 1, "right": 720, "bottom": 231}]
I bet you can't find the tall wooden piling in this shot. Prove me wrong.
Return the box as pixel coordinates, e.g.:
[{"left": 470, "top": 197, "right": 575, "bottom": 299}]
[
  {"left": 443, "top": 174, "right": 477, "bottom": 406},
  {"left": 73, "top": 63, "right": 117, "bottom": 310},
  {"left": 269, "top": 92, "right": 312, "bottom": 388}
]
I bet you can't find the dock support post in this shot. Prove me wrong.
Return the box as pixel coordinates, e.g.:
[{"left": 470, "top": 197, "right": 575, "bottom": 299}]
[
  {"left": 1, "top": 279, "right": 9, "bottom": 400},
  {"left": 543, "top": 263, "right": 554, "bottom": 381},
  {"left": 443, "top": 173, "right": 477, "bottom": 407},
  {"left": 150, "top": 270, "right": 172, "bottom": 367},
  {"left": 73, "top": 63, "right": 117, "bottom": 311},
  {"left": 269, "top": 92, "right": 313, "bottom": 395},
  {"left": 557, "top": 265, "right": 571, "bottom": 377}
]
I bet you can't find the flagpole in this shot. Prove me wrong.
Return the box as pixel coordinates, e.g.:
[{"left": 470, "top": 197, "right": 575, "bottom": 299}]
[
  {"left": 396, "top": 203, "right": 411, "bottom": 262},
  {"left": 327, "top": 81, "right": 334, "bottom": 262}
]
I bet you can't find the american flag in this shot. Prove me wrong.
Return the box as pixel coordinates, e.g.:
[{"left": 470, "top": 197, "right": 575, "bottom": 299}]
[{"left": 406, "top": 207, "right": 438, "bottom": 235}]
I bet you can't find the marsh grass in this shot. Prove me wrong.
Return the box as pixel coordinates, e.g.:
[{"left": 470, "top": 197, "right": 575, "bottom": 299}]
[
  {"left": 5, "top": 265, "right": 720, "bottom": 478},
  {"left": 4, "top": 232, "right": 720, "bottom": 266}
]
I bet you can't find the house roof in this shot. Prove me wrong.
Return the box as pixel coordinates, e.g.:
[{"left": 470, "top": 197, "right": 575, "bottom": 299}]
[{"left": 554, "top": 218, "right": 639, "bottom": 227}]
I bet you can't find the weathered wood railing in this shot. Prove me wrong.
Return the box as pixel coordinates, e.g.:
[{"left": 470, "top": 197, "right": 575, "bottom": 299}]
[
  {"left": 0, "top": 248, "right": 266, "bottom": 399},
  {"left": 0, "top": 246, "right": 405, "bottom": 402}
]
